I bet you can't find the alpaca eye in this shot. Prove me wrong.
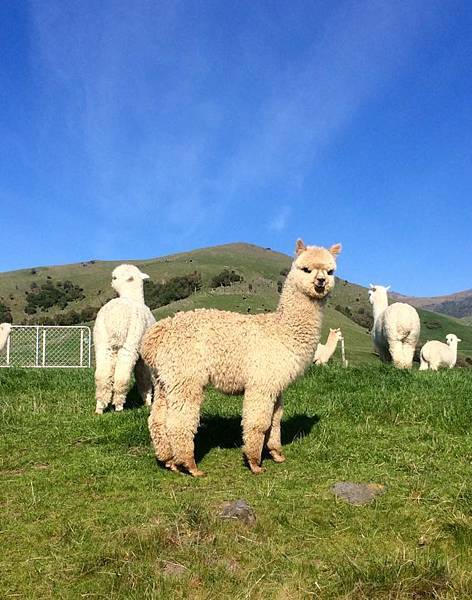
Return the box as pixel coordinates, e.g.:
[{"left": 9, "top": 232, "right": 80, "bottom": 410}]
[
  {"left": 112, "top": 276, "right": 117, "bottom": 280},
  {"left": 301, "top": 267, "right": 311, "bottom": 274},
  {"left": 127, "top": 276, "right": 134, "bottom": 282},
  {"left": 327, "top": 269, "right": 334, "bottom": 275}
]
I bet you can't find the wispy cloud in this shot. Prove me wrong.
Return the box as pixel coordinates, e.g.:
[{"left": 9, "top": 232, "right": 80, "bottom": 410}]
[
  {"left": 28, "top": 0, "right": 442, "bottom": 257},
  {"left": 268, "top": 205, "right": 291, "bottom": 232}
]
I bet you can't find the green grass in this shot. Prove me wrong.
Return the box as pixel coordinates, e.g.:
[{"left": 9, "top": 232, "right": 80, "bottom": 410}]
[{"left": 1, "top": 366, "right": 472, "bottom": 598}]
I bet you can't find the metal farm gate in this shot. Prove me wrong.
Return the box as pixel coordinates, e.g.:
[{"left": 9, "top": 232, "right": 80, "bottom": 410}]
[{"left": 0, "top": 325, "right": 92, "bottom": 368}]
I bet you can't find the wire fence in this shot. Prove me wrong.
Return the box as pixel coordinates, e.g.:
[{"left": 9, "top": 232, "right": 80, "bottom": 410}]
[{"left": 0, "top": 325, "right": 92, "bottom": 368}]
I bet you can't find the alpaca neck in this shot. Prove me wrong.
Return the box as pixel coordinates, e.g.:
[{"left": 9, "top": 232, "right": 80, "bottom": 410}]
[
  {"left": 276, "top": 279, "right": 325, "bottom": 354},
  {"left": 324, "top": 334, "right": 339, "bottom": 356},
  {"left": 372, "top": 295, "right": 389, "bottom": 323},
  {"left": 119, "top": 287, "right": 145, "bottom": 303},
  {"left": 448, "top": 342, "right": 458, "bottom": 363}
]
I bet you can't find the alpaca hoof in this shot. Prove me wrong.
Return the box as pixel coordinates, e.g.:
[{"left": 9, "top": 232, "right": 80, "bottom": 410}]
[
  {"left": 189, "top": 469, "right": 206, "bottom": 478},
  {"left": 269, "top": 450, "right": 286, "bottom": 463},
  {"left": 144, "top": 398, "right": 152, "bottom": 406},
  {"left": 95, "top": 406, "right": 104, "bottom": 415},
  {"left": 248, "top": 462, "right": 265, "bottom": 475},
  {"left": 165, "top": 460, "right": 179, "bottom": 472},
  {"left": 114, "top": 405, "right": 124, "bottom": 412}
]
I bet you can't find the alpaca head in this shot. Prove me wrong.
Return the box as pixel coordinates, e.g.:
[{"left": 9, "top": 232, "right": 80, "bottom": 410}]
[
  {"left": 290, "top": 240, "right": 341, "bottom": 300},
  {"left": 446, "top": 333, "right": 461, "bottom": 346},
  {"left": 111, "top": 264, "right": 149, "bottom": 297},
  {"left": 329, "top": 328, "right": 343, "bottom": 341},
  {"left": 368, "top": 284, "right": 390, "bottom": 306}
]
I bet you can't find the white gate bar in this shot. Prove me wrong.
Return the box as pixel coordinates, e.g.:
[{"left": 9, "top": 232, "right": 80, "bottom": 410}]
[
  {"left": 42, "top": 329, "right": 47, "bottom": 367},
  {"left": 35, "top": 326, "right": 40, "bottom": 367},
  {"left": 6, "top": 335, "right": 11, "bottom": 366}
]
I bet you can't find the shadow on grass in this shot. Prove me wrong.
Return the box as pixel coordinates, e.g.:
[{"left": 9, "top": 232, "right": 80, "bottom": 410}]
[
  {"left": 194, "top": 413, "right": 320, "bottom": 462},
  {"left": 124, "top": 383, "right": 146, "bottom": 410}
]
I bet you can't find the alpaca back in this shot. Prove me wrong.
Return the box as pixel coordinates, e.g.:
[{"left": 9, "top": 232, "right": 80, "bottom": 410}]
[
  {"left": 94, "top": 298, "right": 155, "bottom": 352},
  {"left": 375, "top": 302, "right": 420, "bottom": 344},
  {"left": 142, "top": 307, "right": 315, "bottom": 394},
  {"left": 420, "top": 340, "right": 453, "bottom": 367}
]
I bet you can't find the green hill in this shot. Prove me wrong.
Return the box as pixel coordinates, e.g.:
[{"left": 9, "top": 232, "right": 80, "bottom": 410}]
[{"left": 0, "top": 243, "right": 470, "bottom": 365}]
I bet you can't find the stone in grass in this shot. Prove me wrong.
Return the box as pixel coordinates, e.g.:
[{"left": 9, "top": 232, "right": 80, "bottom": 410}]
[
  {"left": 219, "top": 499, "right": 256, "bottom": 525},
  {"left": 332, "top": 482, "right": 386, "bottom": 506},
  {"left": 162, "top": 561, "right": 187, "bottom": 577}
]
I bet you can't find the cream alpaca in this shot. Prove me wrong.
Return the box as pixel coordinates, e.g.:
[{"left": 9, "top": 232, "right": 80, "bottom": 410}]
[
  {"left": 0, "top": 323, "right": 12, "bottom": 352},
  {"left": 142, "top": 239, "right": 341, "bottom": 477},
  {"left": 314, "top": 328, "right": 343, "bottom": 365},
  {"left": 368, "top": 284, "right": 420, "bottom": 369},
  {"left": 93, "top": 264, "right": 155, "bottom": 414},
  {"left": 419, "top": 334, "right": 461, "bottom": 370}
]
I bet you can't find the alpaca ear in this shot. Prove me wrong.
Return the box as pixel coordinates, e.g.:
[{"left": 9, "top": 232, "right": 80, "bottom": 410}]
[
  {"left": 329, "top": 243, "right": 342, "bottom": 256},
  {"left": 140, "top": 272, "right": 150, "bottom": 280},
  {"left": 295, "top": 239, "right": 306, "bottom": 255},
  {"left": 386, "top": 285, "right": 391, "bottom": 291}
]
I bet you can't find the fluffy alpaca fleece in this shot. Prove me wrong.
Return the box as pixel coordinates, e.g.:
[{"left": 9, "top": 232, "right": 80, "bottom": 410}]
[
  {"left": 313, "top": 328, "right": 343, "bottom": 365},
  {"left": 419, "top": 334, "right": 462, "bottom": 370},
  {"left": 93, "top": 264, "right": 155, "bottom": 414},
  {"left": 0, "top": 323, "right": 12, "bottom": 352},
  {"left": 142, "top": 239, "right": 341, "bottom": 477},
  {"left": 368, "top": 284, "right": 420, "bottom": 369}
]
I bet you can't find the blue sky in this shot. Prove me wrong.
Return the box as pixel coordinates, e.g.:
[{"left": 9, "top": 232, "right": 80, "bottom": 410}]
[{"left": 1, "top": 1, "right": 471, "bottom": 296}]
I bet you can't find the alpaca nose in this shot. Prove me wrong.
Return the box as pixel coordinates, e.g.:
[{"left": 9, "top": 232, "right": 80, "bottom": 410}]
[{"left": 316, "top": 278, "right": 326, "bottom": 286}]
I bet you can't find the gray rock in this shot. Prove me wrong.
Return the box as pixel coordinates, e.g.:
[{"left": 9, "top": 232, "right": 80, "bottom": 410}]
[
  {"left": 219, "top": 499, "right": 256, "bottom": 525},
  {"left": 332, "top": 482, "right": 386, "bottom": 506}
]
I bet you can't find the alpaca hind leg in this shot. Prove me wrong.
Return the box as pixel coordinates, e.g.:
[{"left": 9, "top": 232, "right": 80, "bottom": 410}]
[
  {"left": 389, "top": 340, "right": 405, "bottom": 369},
  {"left": 113, "top": 348, "right": 137, "bottom": 411},
  {"left": 135, "top": 357, "right": 153, "bottom": 406},
  {"left": 419, "top": 355, "right": 429, "bottom": 370},
  {"left": 242, "top": 389, "right": 276, "bottom": 474},
  {"left": 148, "top": 382, "right": 174, "bottom": 467},
  {"left": 401, "top": 343, "right": 415, "bottom": 369},
  {"left": 266, "top": 394, "right": 285, "bottom": 463},
  {"left": 94, "top": 348, "right": 116, "bottom": 414},
  {"left": 166, "top": 383, "right": 204, "bottom": 477}
]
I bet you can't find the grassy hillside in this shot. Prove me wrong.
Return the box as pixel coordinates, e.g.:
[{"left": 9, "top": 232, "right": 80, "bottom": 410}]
[
  {"left": 0, "top": 243, "right": 470, "bottom": 364},
  {"left": 2, "top": 366, "right": 472, "bottom": 598}
]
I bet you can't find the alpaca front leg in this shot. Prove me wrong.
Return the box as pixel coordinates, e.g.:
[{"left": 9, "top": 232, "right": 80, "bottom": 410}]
[
  {"left": 266, "top": 394, "right": 285, "bottom": 463},
  {"left": 148, "top": 383, "right": 173, "bottom": 467},
  {"left": 134, "top": 357, "right": 153, "bottom": 406},
  {"left": 242, "top": 390, "right": 275, "bottom": 474},
  {"left": 112, "top": 348, "right": 136, "bottom": 411},
  {"left": 166, "top": 386, "right": 204, "bottom": 477}
]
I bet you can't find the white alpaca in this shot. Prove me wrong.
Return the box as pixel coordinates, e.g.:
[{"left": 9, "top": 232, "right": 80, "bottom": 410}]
[
  {"left": 0, "top": 323, "right": 12, "bottom": 352},
  {"left": 93, "top": 264, "right": 155, "bottom": 414},
  {"left": 419, "top": 334, "right": 462, "bottom": 371},
  {"left": 314, "top": 328, "right": 343, "bottom": 365},
  {"left": 368, "top": 284, "right": 420, "bottom": 369}
]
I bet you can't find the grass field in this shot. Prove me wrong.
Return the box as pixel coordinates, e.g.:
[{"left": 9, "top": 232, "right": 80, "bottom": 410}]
[{"left": 1, "top": 366, "right": 472, "bottom": 598}]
